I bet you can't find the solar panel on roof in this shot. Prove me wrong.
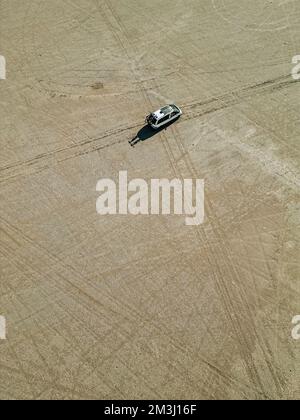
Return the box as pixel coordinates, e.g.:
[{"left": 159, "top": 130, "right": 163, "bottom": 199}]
[{"left": 161, "top": 106, "right": 173, "bottom": 115}]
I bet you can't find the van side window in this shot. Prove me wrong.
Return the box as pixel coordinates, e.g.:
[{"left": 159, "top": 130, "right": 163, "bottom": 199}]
[{"left": 159, "top": 116, "right": 169, "bottom": 124}]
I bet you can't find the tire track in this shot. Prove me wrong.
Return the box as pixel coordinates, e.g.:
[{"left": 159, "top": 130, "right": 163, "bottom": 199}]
[
  {"left": 182, "top": 74, "right": 297, "bottom": 121},
  {"left": 94, "top": 0, "right": 266, "bottom": 396},
  {"left": 0, "top": 121, "right": 141, "bottom": 184},
  {"left": 97, "top": 0, "right": 285, "bottom": 397},
  {"left": 0, "top": 215, "right": 271, "bottom": 399},
  {"left": 164, "top": 93, "right": 286, "bottom": 397},
  {"left": 164, "top": 128, "right": 272, "bottom": 396}
]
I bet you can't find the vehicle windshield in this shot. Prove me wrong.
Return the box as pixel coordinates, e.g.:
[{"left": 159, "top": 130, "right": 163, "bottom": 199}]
[{"left": 149, "top": 114, "right": 157, "bottom": 124}]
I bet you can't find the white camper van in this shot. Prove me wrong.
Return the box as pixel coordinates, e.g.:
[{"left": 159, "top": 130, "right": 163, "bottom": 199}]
[{"left": 146, "top": 104, "right": 182, "bottom": 129}]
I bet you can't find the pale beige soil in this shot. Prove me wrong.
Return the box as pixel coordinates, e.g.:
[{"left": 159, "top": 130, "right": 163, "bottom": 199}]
[{"left": 0, "top": 0, "right": 300, "bottom": 400}]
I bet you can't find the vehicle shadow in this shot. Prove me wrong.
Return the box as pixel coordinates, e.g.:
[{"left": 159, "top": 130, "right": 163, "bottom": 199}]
[{"left": 129, "top": 117, "right": 180, "bottom": 147}]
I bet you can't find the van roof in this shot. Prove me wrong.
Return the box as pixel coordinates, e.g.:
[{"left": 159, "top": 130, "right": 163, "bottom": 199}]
[{"left": 153, "top": 105, "right": 173, "bottom": 119}]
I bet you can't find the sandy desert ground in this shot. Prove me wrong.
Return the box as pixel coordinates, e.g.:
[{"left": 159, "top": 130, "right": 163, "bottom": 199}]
[{"left": 0, "top": 0, "right": 300, "bottom": 400}]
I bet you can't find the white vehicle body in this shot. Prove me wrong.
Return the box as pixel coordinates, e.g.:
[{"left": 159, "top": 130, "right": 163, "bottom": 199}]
[{"left": 146, "top": 104, "right": 182, "bottom": 129}]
